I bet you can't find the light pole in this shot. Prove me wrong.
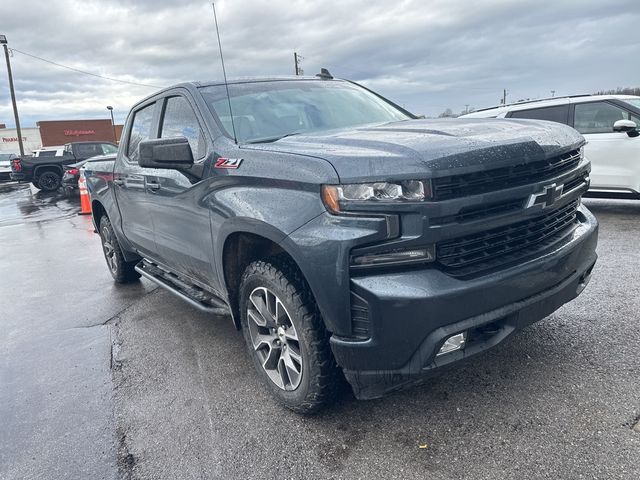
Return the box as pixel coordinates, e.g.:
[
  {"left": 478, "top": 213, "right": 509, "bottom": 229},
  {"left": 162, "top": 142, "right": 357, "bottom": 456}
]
[
  {"left": 1, "top": 35, "right": 25, "bottom": 157},
  {"left": 106, "top": 106, "right": 117, "bottom": 143}
]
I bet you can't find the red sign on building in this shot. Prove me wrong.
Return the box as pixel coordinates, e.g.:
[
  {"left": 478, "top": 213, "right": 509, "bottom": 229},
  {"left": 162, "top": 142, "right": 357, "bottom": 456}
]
[
  {"left": 38, "top": 120, "right": 116, "bottom": 146},
  {"left": 64, "top": 129, "right": 97, "bottom": 137}
]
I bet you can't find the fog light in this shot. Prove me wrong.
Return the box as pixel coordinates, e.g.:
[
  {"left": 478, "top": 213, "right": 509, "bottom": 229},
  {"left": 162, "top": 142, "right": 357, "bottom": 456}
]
[{"left": 436, "top": 332, "right": 467, "bottom": 356}]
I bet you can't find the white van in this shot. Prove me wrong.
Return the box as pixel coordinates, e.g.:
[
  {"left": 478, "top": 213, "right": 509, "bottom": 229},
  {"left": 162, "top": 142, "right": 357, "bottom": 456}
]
[{"left": 462, "top": 95, "right": 640, "bottom": 199}]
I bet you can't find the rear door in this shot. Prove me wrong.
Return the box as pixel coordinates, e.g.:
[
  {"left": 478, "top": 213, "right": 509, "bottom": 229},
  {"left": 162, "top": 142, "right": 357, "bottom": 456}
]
[
  {"left": 144, "top": 92, "right": 216, "bottom": 285},
  {"left": 113, "top": 101, "right": 161, "bottom": 257},
  {"left": 571, "top": 101, "right": 640, "bottom": 191}
]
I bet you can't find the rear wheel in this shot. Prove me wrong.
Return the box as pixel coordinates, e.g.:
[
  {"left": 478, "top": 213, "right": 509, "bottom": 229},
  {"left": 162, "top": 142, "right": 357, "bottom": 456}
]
[
  {"left": 239, "top": 259, "right": 340, "bottom": 414},
  {"left": 99, "top": 216, "right": 140, "bottom": 283},
  {"left": 36, "top": 171, "right": 61, "bottom": 191}
]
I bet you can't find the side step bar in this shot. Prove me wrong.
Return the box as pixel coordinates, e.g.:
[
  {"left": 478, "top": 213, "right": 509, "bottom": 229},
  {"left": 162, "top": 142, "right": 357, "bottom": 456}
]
[{"left": 135, "top": 260, "right": 229, "bottom": 316}]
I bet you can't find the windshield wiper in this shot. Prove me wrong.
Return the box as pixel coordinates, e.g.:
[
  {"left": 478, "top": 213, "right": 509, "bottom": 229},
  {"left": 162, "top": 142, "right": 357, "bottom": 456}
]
[{"left": 244, "top": 132, "right": 302, "bottom": 144}]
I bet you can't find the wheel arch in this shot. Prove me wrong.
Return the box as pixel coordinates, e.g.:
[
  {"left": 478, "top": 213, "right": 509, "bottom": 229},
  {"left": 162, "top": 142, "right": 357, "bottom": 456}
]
[
  {"left": 92, "top": 199, "right": 140, "bottom": 263},
  {"left": 33, "top": 164, "right": 63, "bottom": 178},
  {"left": 219, "top": 224, "right": 319, "bottom": 331},
  {"left": 91, "top": 199, "right": 107, "bottom": 231}
]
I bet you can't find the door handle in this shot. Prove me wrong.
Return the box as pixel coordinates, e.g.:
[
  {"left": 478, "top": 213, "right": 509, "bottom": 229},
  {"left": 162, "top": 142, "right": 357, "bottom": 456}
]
[
  {"left": 113, "top": 178, "right": 124, "bottom": 186},
  {"left": 146, "top": 180, "right": 161, "bottom": 191}
]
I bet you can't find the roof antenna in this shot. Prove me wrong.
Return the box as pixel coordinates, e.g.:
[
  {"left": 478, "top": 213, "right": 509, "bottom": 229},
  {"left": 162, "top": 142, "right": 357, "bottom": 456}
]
[
  {"left": 316, "top": 68, "right": 333, "bottom": 80},
  {"left": 212, "top": 2, "right": 237, "bottom": 144}
]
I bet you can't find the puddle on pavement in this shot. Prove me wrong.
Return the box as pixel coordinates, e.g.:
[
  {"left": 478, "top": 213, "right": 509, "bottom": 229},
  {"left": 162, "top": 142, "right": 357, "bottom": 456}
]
[{"left": 0, "top": 182, "right": 80, "bottom": 226}]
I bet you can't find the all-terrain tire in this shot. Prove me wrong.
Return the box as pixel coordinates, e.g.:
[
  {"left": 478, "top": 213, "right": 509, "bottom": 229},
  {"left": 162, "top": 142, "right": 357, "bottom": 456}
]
[
  {"left": 36, "top": 171, "right": 61, "bottom": 191},
  {"left": 99, "top": 216, "right": 141, "bottom": 283},
  {"left": 239, "top": 259, "right": 341, "bottom": 414}
]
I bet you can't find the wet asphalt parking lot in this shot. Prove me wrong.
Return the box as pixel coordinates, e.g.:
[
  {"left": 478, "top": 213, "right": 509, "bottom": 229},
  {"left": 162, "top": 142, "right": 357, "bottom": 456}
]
[{"left": 0, "top": 181, "right": 639, "bottom": 480}]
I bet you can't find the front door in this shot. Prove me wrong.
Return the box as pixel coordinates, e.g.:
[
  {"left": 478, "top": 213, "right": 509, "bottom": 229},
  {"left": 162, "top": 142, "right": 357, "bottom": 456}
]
[
  {"left": 145, "top": 94, "right": 216, "bottom": 286},
  {"left": 573, "top": 101, "right": 640, "bottom": 191}
]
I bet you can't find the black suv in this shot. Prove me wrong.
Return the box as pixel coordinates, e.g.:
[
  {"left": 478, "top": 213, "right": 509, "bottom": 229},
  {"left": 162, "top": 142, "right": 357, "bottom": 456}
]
[{"left": 85, "top": 74, "right": 598, "bottom": 413}]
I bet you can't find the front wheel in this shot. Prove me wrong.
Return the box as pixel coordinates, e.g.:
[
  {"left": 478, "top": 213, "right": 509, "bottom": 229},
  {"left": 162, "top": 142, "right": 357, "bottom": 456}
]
[
  {"left": 99, "top": 216, "right": 141, "bottom": 283},
  {"left": 239, "top": 259, "right": 340, "bottom": 414}
]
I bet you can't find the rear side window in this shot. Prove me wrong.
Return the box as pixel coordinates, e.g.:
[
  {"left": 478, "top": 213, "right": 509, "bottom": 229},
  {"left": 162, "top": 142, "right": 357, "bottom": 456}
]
[
  {"left": 101, "top": 144, "right": 118, "bottom": 155},
  {"left": 38, "top": 150, "right": 56, "bottom": 157},
  {"left": 574, "top": 102, "right": 640, "bottom": 134},
  {"left": 127, "top": 103, "right": 155, "bottom": 162},
  {"left": 508, "top": 105, "right": 569, "bottom": 124},
  {"left": 160, "top": 96, "right": 205, "bottom": 159},
  {"left": 76, "top": 143, "right": 103, "bottom": 158}
]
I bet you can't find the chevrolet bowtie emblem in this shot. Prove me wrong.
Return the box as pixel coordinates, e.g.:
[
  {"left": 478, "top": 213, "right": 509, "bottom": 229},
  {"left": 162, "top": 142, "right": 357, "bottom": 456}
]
[{"left": 526, "top": 183, "right": 564, "bottom": 209}]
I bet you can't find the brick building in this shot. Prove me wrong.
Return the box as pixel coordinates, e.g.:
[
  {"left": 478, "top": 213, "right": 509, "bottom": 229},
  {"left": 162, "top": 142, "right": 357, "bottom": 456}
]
[{"left": 37, "top": 119, "right": 120, "bottom": 147}]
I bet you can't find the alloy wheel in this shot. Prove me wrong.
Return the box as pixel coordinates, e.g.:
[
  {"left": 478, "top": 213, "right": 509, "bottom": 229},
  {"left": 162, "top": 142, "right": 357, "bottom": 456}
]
[
  {"left": 101, "top": 226, "right": 118, "bottom": 274},
  {"left": 247, "top": 287, "right": 303, "bottom": 391},
  {"left": 39, "top": 173, "right": 59, "bottom": 191}
]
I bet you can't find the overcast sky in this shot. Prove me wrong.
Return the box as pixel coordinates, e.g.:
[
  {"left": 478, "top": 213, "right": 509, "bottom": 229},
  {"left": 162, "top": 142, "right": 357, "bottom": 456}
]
[{"left": 1, "top": 0, "right": 639, "bottom": 127}]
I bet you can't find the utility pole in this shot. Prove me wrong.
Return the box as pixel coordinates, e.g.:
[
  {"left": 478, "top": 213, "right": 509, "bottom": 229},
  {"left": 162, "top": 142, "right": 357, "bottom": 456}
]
[
  {"left": 294, "top": 52, "right": 303, "bottom": 76},
  {"left": 551, "top": 90, "right": 556, "bottom": 98},
  {"left": 501, "top": 89, "right": 508, "bottom": 105},
  {"left": 0, "top": 35, "right": 25, "bottom": 157},
  {"left": 465, "top": 104, "right": 469, "bottom": 114}
]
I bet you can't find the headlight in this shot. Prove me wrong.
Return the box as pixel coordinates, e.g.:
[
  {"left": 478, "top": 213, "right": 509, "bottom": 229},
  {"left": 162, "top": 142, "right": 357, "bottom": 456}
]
[{"left": 322, "top": 180, "right": 432, "bottom": 213}]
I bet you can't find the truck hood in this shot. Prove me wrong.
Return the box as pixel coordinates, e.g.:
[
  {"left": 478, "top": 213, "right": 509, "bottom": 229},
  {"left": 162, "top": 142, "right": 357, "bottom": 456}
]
[{"left": 244, "top": 118, "right": 584, "bottom": 183}]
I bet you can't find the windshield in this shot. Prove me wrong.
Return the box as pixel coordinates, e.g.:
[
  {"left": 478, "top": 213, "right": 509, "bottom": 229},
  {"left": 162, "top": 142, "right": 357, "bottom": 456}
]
[
  {"left": 200, "top": 80, "right": 411, "bottom": 143},
  {"left": 620, "top": 97, "right": 640, "bottom": 110}
]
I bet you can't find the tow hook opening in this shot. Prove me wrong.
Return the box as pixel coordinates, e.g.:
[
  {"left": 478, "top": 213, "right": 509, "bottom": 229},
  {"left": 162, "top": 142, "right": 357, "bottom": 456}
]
[
  {"left": 577, "top": 261, "right": 596, "bottom": 294},
  {"left": 436, "top": 332, "right": 467, "bottom": 356}
]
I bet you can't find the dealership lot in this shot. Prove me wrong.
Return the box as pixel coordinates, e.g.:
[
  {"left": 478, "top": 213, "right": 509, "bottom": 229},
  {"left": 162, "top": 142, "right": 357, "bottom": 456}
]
[{"left": 1, "top": 182, "right": 639, "bottom": 480}]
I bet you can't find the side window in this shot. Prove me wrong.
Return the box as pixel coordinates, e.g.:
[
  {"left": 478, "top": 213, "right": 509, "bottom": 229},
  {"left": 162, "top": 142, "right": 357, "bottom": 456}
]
[
  {"left": 160, "top": 96, "right": 205, "bottom": 160},
  {"left": 127, "top": 103, "right": 155, "bottom": 163},
  {"left": 76, "top": 143, "right": 102, "bottom": 158},
  {"left": 509, "top": 105, "right": 569, "bottom": 124},
  {"left": 574, "top": 102, "right": 632, "bottom": 134},
  {"left": 101, "top": 144, "right": 118, "bottom": 155}
]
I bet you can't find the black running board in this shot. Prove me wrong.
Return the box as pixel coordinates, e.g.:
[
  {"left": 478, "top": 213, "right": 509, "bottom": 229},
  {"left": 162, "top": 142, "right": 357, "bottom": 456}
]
[{"left": 135, "top": 260, "right": 229, "bottom": 316}]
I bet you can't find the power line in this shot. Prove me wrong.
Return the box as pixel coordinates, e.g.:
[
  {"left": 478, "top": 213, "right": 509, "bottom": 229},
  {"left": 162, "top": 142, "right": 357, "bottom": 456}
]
[{"left": 8, "top": 47, "right": 162, "bottom": 89}]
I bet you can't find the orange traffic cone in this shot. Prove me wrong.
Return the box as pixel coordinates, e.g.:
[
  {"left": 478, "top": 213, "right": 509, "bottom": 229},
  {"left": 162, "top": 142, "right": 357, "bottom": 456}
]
[{"left": 78, "top": 170, "right": 92, "bottom": 215}]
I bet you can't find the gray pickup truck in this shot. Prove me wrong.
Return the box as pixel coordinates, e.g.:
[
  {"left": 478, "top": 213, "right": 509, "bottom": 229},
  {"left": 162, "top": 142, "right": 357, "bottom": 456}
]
[{"left": 85, "top": 73, "right": 598, "bottom": 413}]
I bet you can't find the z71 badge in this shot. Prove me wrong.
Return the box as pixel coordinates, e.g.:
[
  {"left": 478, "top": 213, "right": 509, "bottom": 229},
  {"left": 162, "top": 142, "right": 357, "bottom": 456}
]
[{"left": 214, "top": 157, "right": 243, "bottom": 169}]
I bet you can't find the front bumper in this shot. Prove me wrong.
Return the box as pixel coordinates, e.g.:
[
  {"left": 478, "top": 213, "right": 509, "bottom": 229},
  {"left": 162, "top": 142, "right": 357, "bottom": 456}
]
[{"left": 330, "top": 206, "right": 598, "bottom": 399}]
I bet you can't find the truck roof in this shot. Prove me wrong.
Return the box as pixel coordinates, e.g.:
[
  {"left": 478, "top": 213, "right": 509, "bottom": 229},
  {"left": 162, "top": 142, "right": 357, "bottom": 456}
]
[{"left": 132, "top": 76, "right": 345, "bottom": 110}]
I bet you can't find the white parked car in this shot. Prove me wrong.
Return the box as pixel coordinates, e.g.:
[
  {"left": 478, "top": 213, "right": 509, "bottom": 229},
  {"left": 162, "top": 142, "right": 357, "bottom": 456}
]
[
  {"left": 0, "top": 152, "right": 17, "bottom": 181},
  {"left": 462, "top": 95, "right": 640, "bottom": 199}
]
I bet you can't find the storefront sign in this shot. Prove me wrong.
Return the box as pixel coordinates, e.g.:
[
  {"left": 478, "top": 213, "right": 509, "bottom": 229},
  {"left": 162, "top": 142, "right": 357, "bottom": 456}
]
[
  {"left": 64, "top": 129, "right": 96, "bottom": 137},
  {"left": 2, "top": 136, "right": 27, "bottom": 143}
]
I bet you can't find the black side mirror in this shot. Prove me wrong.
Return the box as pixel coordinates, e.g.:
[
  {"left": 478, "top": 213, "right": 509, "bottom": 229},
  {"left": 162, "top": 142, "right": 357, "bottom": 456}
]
[{"left": 139, "top": 137, "right": 194, "bottom": 169}]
